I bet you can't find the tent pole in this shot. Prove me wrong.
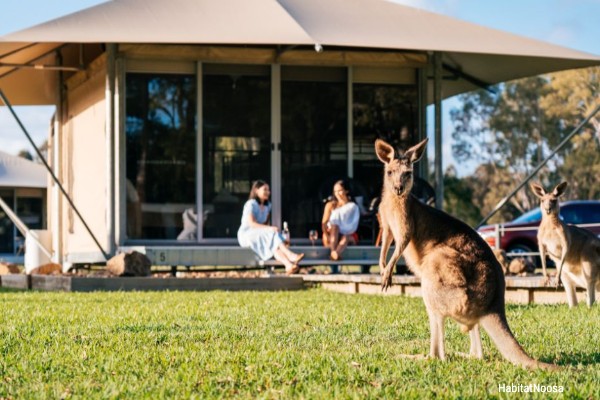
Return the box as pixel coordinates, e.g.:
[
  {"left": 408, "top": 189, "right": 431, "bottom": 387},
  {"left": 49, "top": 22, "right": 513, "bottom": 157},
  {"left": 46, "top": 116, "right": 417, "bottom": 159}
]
[
  {"left": 433, "top": 52, "right": 443, "bottom": 209},
  {"left": 105, "top": 43, "right": 116, "bottom": 256},
  {"left": 0, "top": 89, "right": 109, "bottom": 261},
  {"left": 52, "top": 51, "right": 63, "bottom": 265}
]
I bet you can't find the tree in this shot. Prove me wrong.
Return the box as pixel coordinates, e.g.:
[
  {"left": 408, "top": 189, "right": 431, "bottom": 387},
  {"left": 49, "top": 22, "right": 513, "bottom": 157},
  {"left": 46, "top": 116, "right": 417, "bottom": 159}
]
[
  {"left": 541, "top": 67, "right": 600, "bottom": 200},
  {"left": 450, "top": 67, "right": 600, "bottom": 223},
  {"left": 451, "top": 76, "right": 559, "bottom": 220},
  {"left": 442, "top": 166, "right": 482, "bottom": 227},
  {"left": 541, "top": 67, "right": 600, "bottom": 141}
]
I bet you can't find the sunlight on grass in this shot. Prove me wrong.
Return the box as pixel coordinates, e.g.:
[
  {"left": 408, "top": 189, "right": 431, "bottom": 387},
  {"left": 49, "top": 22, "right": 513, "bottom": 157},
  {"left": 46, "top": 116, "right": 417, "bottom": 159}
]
[{"left": 0, "top": 288, "right": 598, "bottom": 398}]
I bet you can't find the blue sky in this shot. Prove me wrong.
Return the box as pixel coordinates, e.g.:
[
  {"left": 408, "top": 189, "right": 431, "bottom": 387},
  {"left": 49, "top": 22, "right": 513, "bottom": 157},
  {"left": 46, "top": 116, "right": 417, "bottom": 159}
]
[{"left": 1, "top": 0, "right": 599, "bottom": 173}]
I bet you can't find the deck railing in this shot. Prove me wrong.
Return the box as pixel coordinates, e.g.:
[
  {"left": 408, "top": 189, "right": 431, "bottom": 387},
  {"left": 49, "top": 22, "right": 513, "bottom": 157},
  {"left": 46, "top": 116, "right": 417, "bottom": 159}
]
[{"left": 483, "top": 222, "right": 600, "bottom": 258}]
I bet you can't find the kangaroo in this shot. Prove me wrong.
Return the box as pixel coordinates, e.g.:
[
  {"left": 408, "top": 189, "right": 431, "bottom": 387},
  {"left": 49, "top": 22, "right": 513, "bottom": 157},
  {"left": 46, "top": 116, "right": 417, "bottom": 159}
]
[
  {"left": 531, "top": 182, "right": 600, "bottom": 307},
  {"left": 375, "top": 138, "right": 557, "bottom": 370}
]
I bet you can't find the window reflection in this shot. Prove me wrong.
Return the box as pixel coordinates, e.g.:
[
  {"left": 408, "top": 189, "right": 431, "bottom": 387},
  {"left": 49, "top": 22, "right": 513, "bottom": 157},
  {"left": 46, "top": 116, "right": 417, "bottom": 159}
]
[
  {"left": 0, "top": 191, "right": 14, "bottom": 253},
  {"left": 353, "top": 84, "right": 418, "bottom": 201},
  {"left": 281, "top": 67, "right": 347, "bottom": 238},
  {"left": 0, "top": 190, "right": 45, "bottom": 255},
  {"left": 125, "top": 73, "right": 196, "bottom": 239},
  {"left": 202, "top": 67, "right": 271, "bottom": 238}
]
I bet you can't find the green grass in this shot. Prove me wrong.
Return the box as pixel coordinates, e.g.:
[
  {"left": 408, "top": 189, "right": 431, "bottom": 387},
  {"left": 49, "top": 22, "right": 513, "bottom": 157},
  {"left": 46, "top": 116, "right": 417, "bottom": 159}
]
[{"left": 0, "top": 288, "right": 598, "bottom": 399}]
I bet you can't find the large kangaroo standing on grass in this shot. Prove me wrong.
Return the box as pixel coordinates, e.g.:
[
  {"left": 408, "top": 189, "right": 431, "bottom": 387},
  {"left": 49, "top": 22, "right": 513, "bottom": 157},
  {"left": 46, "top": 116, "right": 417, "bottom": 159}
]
[
  {"left": 531, "top": 182, "right": 600, "bottom": 308},
  {"left": 375, "top": 138, "right": 557, "bottom": 370}
]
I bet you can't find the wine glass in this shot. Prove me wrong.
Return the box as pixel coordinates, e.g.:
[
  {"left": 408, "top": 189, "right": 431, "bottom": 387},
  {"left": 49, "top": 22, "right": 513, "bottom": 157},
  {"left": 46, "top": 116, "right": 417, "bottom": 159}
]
[{"left": 308, "top": 229, "right": 318, "bottom": 247}]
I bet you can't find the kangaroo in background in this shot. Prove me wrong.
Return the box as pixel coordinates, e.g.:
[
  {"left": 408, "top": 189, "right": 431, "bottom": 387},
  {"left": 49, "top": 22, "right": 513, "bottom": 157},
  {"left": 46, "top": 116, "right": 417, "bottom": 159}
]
[
  {"left": 375, "top": 138, "right": 557, "bottom": 370},
  {"left": 531, "top": 182, "right": 600, "bottom": 307}
]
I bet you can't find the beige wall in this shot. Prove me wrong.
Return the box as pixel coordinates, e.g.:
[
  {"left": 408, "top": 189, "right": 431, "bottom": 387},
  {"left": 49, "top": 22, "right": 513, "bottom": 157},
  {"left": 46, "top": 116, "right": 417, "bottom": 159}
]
[{"left": 59, "top": 56, "right": 108, "bottom": 259}]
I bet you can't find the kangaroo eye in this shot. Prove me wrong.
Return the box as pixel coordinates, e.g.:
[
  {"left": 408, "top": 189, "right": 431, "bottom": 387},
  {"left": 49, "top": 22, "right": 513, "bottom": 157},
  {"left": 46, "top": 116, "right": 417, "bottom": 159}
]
[{"left": 387, "top": 170, "right": 392, "bottom": 176}]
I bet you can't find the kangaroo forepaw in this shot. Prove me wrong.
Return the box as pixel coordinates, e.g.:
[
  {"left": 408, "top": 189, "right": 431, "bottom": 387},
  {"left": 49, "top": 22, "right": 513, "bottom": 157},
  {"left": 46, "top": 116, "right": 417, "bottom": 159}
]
[
  {"left": 380, "top": 269, "right": 393, "bottom": 291},
  {"left": 554, "top": 278, "right": 562, "bottom": 289},
  {"left": 541, "top": 275, "right": 550, "bottom": 286}
]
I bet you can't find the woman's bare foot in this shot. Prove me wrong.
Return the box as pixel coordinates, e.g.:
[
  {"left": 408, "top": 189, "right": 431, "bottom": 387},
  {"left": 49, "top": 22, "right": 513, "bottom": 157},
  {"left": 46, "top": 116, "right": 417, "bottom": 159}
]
[
  {"left": 292, "top": 253, "right": 305, "bottom": 263},
  {"left": 330, "top": 250, "right": 339, "bottom": 261},
  {"left": 285, "top": 264, "right": 300, "bottom": 275}
]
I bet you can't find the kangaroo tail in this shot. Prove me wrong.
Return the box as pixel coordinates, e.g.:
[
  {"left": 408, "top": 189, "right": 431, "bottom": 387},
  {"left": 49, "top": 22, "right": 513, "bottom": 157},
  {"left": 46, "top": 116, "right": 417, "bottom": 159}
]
[{"left": 480, "top": 313, "right": 559, "bottom": 371}]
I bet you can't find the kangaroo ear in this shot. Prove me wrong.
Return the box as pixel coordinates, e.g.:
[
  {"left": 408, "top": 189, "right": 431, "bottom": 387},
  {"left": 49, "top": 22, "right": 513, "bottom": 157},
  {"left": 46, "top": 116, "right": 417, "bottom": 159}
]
[
  {"left": 406, "top": 138, "right": 428, "bottom": 164},
  {"left": 553, "top": 181, "right": 568, "bottom": 197},
  {"left": 375, "top": 139, "right": 395, "bottom": 164},
  {"left": 530, "top": 183, "right": 546, "bottom": 198}
]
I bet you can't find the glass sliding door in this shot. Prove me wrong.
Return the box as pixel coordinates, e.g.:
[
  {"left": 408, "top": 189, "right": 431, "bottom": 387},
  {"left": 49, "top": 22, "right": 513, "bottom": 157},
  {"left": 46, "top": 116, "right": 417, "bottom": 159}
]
[
  {"left": 125, "top": 73, "right": 197, "bottom": 240},
  {"left": 281, "top": 67, "right": 348, "bottom": 239},
  {"left": 202, "top": 65, "right": 271, "bottom": 239},
  {"left": 353, "top": 84, "right": 419, "bottom": 203}
]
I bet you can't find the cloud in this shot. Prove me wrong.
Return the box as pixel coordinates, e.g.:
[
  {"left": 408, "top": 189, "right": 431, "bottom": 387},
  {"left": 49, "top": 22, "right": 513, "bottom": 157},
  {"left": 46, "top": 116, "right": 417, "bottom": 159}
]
[{"left": 547, "top": 22, "right": 577, "bottom": 47}]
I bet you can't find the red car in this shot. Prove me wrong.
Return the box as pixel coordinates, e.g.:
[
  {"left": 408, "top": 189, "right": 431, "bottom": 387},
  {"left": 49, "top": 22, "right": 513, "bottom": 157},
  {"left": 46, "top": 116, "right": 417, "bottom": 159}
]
[{"left": 477, "top": 200, "right": 600, "bottom": 263}]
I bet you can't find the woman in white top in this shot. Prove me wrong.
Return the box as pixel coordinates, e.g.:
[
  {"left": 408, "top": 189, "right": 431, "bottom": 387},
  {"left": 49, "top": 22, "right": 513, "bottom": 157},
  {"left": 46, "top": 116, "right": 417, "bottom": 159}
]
[
  {"left": 238, "top": 180, "right": 304, "bottom": 274},
  {"left": 322, "top": 180, "right": 360, "bottom": 261}
]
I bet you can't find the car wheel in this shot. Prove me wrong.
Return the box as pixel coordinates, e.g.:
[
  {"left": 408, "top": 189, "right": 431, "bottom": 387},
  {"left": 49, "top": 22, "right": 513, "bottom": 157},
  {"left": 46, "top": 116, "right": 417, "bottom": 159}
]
[{"left": 506, "top": 243, "right": 540, "bottom": 268}]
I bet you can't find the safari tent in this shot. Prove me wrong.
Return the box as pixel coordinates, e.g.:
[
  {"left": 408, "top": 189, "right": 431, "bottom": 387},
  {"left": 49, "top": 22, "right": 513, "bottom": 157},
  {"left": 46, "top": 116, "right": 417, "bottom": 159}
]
[
  {"left": 0, "top": 0, "right": 598, "bottom": 267},
  {"left": 0, "top": 151, "right": 47, "bottom": 261}
]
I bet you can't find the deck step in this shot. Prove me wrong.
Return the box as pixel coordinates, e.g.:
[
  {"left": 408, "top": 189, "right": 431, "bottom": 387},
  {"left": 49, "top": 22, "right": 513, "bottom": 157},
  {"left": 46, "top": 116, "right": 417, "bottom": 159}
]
[{"left": 118, "top": 245, "right": 399, "bottom": 267}]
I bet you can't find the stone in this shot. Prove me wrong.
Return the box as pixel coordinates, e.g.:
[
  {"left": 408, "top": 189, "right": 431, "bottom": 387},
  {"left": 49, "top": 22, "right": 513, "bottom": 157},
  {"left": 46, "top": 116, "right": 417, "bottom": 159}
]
[
  {"left": 492, "top": 248, "right": 509, "bottom": 274},
  {"left": 106, "top": 251, "right": 151, "bottom": 277},
  {"left": 29, "top": 263, "right": 62, "bottom": 275},
  {"left": 0, "top": 262, "right": 21, "bottom": 275}
]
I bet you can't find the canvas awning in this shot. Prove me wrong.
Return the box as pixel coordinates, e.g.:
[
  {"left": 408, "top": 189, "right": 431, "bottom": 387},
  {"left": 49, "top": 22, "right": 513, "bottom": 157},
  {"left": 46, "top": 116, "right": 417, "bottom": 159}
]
[
  {"left": 1, "top": 0, "right": 599, "bottom": 105},
  {"left": 0, "top": 150, "right": 47, "bottom": 189}
]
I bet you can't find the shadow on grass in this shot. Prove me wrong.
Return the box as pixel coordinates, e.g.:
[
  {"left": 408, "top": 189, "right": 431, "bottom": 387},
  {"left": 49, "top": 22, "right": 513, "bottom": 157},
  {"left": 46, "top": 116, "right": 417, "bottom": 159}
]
[{"left": 551, "top": 352, "right": 600, "bottom": 367}]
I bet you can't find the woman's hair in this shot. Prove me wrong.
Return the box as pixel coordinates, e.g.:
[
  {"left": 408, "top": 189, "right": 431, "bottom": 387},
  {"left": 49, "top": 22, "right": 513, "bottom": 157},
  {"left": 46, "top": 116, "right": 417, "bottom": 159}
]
[
  {"left": 330, "top": 179, "right": 353, "bottom": 207},
  {"left": 249, "top": 179, "right": 270, "bottom": 205}
]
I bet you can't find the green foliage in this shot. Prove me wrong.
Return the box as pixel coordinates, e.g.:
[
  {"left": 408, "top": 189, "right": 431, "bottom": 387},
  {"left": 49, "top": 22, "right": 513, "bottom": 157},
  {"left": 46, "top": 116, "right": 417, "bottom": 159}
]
[
  {"left": 17, "top": 150, "right": 33, "bottom": 160},
  {"left": 0, "top": 289, "right": 598, "bottom": 399},
  {"left": 442, "top": 167, "right": 482, "bottom": 227},
  {"left": 449, "top": 67, "right": 600, "bottom": 223}
]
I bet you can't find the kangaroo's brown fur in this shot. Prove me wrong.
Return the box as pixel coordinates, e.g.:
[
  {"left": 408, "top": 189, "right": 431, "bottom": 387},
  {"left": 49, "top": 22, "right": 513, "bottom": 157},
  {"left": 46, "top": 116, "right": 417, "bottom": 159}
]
[
  {"left": 375, "top": 138, "right": 557, "bottom": 370},
  {"left": 531, "top": 182, "right": 600, "bottom": 308}
]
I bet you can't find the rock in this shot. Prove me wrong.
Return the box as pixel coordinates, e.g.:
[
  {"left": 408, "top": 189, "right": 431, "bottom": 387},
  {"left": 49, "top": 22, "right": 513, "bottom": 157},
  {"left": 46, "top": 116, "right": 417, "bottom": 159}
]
[
  {"left": 508, "top": 257, "right": 535, "bottom": 275},
  {"left": 492, "top": 248, "right": 509, "bottom": 274},
  {"left": 106, "top": 251, "right": 151, "bottom": 277},
  {"left": 0, "top": 262, "right": 21, "bottom": 275},
  {"left": 29, "top": 263, "right": 62, "bottom": 275}
]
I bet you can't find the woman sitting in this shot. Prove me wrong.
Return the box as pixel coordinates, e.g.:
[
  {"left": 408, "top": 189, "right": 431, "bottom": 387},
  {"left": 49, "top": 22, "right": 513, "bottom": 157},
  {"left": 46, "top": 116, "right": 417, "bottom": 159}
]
[
  {"left": 237, "top": 180, "right": 304, "bottom": 274},
  {"left": 322, "top": 179, "right": 360, "bottom": 261}
]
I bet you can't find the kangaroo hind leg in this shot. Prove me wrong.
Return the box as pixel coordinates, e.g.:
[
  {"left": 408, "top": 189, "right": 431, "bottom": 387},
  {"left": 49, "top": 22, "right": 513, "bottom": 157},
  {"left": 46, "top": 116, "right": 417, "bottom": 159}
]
[
  {"left": 562, "top": 276, "right": 578, "bottom": 308},
  {"left": 469, "top": 324, "right": 483, "bottom": 359},
  {"left": 457, "top": 323, "right": 483, "bottom": 359},
  {"left": 585, "top": 276, "right": 595, "bottom": 307},
  {"left": 427, "top": 309, "right": 446, "bottom": 360}
]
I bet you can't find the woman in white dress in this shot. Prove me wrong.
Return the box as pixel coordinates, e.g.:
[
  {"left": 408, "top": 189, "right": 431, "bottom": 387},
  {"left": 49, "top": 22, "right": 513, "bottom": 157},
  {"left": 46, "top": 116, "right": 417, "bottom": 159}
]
[
  {"left": 322, "top": 180, "right": 360, "bottom": 261},
  {"left": 238, "top": 180, "right": 304, "bottom": 274}
]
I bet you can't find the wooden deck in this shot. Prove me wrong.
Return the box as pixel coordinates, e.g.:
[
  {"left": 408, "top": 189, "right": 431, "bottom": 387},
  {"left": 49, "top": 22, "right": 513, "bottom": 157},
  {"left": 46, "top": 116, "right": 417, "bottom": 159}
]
[
  {"left": 303, "top": 274, "right": 587, "bottom": 305},
  {"left": 118, "top": 245, "right": 386, "bottom": 266},
  {"left": 1, "top": 270, "right": 587, "bottom": 305}
]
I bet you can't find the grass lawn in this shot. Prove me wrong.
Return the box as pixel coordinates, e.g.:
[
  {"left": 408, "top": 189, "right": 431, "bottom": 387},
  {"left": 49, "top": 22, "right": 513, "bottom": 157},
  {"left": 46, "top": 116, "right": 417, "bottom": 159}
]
[{"left": 0, "top": 287, "right": 598, "bottom": 399}]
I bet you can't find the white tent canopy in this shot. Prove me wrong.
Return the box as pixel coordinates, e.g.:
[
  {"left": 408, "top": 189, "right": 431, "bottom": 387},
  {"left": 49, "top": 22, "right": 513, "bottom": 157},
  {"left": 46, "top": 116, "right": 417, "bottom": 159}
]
[
  {"left": 1, "top": 0, "right": 599, "bottom": 104},
  {"left": 0, "top": 151, "right": 47, "bottom": 189}
]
